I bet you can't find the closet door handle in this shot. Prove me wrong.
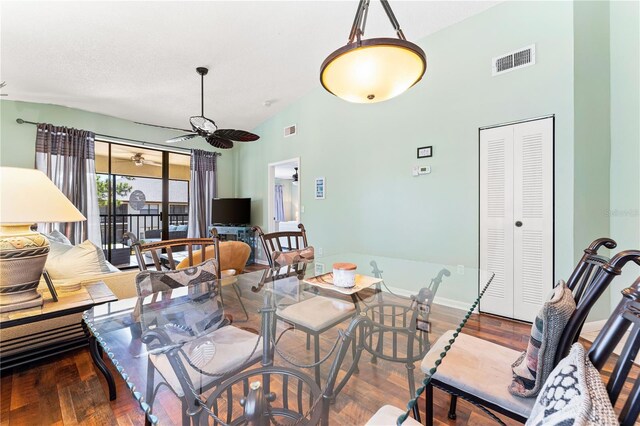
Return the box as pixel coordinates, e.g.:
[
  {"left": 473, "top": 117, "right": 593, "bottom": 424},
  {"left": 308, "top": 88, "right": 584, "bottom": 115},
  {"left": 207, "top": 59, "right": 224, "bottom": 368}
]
[{"left": 515, "top": 221, "right": 523, "bottom": 227}]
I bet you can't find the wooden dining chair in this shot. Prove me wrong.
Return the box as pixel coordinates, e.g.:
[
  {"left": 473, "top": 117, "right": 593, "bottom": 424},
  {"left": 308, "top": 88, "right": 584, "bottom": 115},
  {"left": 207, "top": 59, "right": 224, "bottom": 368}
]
[
  {"left": 422, "top": 241, "right": 640, "bottom": 425},
  {"left": 253, "top": 224, "right": 357, "bottom": 386}
]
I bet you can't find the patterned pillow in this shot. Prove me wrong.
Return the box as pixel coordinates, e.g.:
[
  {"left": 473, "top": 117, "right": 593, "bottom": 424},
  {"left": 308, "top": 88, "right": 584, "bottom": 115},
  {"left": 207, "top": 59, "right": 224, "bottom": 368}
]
[
  {"left": 509, "top": 280, "right": 576, "bottom": 397},
  {"left": 526, "top": 343, "right": 617, "bottom": 426},
  {"left": 272, "top": 246, "right": 314, "bottom": 267},
  {"left": 135, "top": 259, "right": 219, "bottom": 297}
]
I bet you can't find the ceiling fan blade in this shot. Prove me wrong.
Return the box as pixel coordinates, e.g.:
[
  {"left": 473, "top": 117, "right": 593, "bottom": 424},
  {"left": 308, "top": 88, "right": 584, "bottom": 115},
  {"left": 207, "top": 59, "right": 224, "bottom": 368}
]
[
  {"left": 166, "top": 134, "right": 197, "bottom": 143},
  {"left": 206, "top": 136, "right": 234, "bottom": 149},
  {"left": 213, "top": 129, "right": 260, "bottom": 142},
  {"left": 135, "top": 121, "right": 192, "bottom": 133}
]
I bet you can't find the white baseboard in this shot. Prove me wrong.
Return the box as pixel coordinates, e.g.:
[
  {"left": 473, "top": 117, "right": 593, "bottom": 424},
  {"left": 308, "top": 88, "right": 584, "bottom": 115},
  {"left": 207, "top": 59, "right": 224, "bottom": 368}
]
[
  {"left": 386, "top": 285, "right": 479, "bottom": 313},
  {"left": 254, "top": 259, "right": 270, "bottom": 266}
]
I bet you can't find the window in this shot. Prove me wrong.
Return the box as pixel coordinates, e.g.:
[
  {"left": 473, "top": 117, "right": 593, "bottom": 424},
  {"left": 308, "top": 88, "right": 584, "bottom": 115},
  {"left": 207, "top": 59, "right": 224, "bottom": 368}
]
[
  {"left": 169, "top": 204, "right": 189, "bottom": 215},
  {"left": 139, "top": 203, "right": 160, "bottom": 215}
]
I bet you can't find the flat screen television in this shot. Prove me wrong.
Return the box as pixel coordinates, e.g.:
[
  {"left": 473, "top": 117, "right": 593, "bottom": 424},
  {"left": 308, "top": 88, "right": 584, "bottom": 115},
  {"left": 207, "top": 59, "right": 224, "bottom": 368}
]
[{"left": 211, "top": 198, "right": 251, "bottom": 225}]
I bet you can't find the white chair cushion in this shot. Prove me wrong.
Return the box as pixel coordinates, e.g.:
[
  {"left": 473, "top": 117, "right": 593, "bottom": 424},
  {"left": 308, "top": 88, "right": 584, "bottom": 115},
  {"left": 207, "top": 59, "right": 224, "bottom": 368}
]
[
  {"left": 150, "top": 325, "right": 261, "bottom": 397},
  {"left": 421, "top": 330, "right": 535, "bottom": 418},
  {"left": 365, "top": 405, "right": 421, "bottom": 426},
  {"left": 277, "top": 296, "right": 356, "bottom": 331}
]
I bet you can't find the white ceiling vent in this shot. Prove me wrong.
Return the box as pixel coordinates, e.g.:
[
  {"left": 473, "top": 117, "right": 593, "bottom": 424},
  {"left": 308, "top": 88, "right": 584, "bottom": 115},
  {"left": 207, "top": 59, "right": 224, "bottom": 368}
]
[
  {"left": 492, "top": 45, "right": 535, "bottom": 76},
  {"left": 284, "top": 124, "right": 297, "bottom": 137}
]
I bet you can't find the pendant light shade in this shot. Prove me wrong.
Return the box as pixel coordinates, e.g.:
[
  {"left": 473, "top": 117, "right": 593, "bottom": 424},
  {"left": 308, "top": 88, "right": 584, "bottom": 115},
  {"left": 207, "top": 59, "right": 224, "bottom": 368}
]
[{"left": 320, "top": 0, "right": 427, "bottom": 103}]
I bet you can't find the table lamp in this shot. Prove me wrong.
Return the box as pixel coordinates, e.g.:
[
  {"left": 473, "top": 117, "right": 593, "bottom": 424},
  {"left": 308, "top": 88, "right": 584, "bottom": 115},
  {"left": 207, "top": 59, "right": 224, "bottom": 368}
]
[{"left": 0, "top": 167, "right": 86, "bottom": 313}]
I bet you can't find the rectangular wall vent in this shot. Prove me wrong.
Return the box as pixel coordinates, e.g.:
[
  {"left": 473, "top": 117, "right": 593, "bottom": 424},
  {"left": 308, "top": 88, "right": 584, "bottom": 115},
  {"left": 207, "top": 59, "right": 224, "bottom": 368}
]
[
  {"left": 492, "top": 45, "right": 535, "bottom": 76},
  {"left": 284, "top": 124, "right": 297, "bottom": 137}
]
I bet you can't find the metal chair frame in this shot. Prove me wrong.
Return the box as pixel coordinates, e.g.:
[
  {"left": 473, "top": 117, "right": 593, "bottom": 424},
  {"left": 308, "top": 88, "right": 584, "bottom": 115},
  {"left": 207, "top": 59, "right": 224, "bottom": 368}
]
[
  {"left": 253, "top": 224, "right": 357, "bottom": 386},
  {"left": 425, "top": 239, "right": 640, "bottom": 425},
  {"left": 360, "top": 263, "right": 450, "bottom": 406}
]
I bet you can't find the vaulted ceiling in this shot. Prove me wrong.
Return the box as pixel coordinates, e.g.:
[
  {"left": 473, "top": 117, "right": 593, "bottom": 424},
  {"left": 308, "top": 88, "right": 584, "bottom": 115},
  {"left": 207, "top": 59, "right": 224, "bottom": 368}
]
[{"left": 1, "top": 1, "right": 497, "bottom": 131}]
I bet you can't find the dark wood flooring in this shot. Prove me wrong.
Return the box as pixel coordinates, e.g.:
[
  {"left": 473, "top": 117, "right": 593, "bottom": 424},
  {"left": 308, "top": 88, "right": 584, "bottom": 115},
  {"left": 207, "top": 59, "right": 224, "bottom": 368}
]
[{"left": 1, "top": 270, "right": 637, "bottom": 425}]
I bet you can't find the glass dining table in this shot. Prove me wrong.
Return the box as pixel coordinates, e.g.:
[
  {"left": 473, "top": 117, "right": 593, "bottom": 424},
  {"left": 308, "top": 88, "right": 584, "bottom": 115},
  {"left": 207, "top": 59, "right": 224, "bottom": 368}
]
[{"left": 83, "top": 253, "right": 494, "bottom": 425}]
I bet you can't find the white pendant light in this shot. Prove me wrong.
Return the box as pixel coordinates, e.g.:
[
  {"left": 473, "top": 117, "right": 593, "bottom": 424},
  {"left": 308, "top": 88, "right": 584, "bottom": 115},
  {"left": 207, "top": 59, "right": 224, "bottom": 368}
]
[{"left": 320, "top": 0, "right": 426, "bottom": 104}]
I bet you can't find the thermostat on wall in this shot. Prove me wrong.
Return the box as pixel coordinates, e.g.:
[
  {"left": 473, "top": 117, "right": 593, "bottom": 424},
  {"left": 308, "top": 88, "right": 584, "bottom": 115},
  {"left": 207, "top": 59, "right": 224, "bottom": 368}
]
[{"left": 412, "top": 165, "right": 431, "bottom": 176}]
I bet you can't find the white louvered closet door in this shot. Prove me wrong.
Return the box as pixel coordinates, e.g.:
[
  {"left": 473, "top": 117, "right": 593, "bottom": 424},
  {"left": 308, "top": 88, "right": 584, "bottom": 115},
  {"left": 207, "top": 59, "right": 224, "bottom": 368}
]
[
  {"left": 480, "top": 125, "right": 515, "bottom": 318},
  {"left": 512, "top": 119, "right": 553, "bottom": 321},
  {"left": 480, "top": 117, "right": 553, "bottom": 322}
]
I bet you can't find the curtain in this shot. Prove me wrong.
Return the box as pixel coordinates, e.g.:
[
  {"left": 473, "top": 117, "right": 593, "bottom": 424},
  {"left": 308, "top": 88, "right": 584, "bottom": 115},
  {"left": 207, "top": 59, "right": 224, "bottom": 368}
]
[
  {"left": 274, "top": 184, "right": 285, "bottom": 222},
  {"left": 188, "top": 149, "right": 217, "bottom": 238},
  {"left": 35, "top": 123, "right": 101, "bottom": 246}
]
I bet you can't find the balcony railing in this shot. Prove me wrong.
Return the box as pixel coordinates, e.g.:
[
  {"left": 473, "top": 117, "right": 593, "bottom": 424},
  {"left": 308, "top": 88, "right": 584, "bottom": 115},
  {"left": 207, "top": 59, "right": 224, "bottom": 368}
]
[{"left": 100, "top": 213, "right": 189, "bottom": 248}]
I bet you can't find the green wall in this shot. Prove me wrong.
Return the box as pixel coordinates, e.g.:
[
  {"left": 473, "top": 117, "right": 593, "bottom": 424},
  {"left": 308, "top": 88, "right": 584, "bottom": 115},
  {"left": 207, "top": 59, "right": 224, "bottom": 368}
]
[
  {"left": 0, "top": 100, "right": 236, "bottom": 196},
  {"left": 573, "top": 1, "right": 612, "bottom": 320},
  {"left": 609, "top": 0, "right": 640, "bottom": 310},
  {"left": 236, "top": 1, "right": 577, "bottom": 284}
]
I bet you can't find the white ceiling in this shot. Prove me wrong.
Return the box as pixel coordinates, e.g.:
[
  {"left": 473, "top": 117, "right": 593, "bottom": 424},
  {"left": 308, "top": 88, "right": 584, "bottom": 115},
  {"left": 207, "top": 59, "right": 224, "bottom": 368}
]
[{"left": 0, "top": 1, "right": 498, "bottom": 131}]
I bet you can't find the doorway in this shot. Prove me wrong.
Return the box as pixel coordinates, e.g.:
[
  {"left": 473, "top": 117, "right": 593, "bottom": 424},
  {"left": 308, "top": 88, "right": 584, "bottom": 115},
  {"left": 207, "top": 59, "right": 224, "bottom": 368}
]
[
  {"left": 95, "top": 141, "right": 191, "bottom": 268},
  {"left": 267, "top": 158, "right": 301, "bottom": 233}
]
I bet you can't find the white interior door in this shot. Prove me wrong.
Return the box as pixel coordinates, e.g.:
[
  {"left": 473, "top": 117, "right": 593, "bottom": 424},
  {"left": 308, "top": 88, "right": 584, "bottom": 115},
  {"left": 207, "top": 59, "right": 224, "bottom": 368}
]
[
  {"left": 512, "top": 118, "right": 554, "bottom": 321},
  {"left": 480, "top": 125, "right": 515, "bottom": 318},
  {"left": 480, "top": 117, "right": 553, "bottom": 322}
]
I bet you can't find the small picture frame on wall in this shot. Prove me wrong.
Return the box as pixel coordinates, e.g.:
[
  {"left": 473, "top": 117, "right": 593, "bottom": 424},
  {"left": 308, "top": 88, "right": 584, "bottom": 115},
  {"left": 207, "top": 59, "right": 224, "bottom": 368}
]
[
  {"left": 315, "top": 177, "right": 325, "bottom": 199},
  {"left": 417, "top": 146, "right": 433, "bottom": 158}
]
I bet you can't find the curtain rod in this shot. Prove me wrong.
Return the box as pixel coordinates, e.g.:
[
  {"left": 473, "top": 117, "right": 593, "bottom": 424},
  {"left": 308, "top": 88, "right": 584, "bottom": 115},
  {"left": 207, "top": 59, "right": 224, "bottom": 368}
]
[{"left": 15, "top": 118, "right": 222, "bottom": 157}]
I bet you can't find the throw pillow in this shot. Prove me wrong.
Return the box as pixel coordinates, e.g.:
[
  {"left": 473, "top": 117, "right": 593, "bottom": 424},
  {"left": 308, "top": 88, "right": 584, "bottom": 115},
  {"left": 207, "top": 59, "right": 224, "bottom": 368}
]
[
  {"left": 46, "top": 229, "right": 72, "bottom": 245},
  {"left": 526, "top": 343, "right": 617, "bottom": 426},
  {"left": 46, "top": 240, "right": 112, "bottom": 279},
  {"left": 509, "top": 280, "right": 576, "bottom": 397},
  {"left": 135, "top": 258, "right": 219, "bottom": 297},
  {"left": 272, "top": 246, "right": 315, "bottom": 267}
]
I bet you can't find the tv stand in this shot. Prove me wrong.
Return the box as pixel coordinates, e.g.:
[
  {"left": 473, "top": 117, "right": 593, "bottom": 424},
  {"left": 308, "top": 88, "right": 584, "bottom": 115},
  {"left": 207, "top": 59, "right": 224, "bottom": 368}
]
[{"left": 209, "top": 225, "right": 255, "bottom": 265}]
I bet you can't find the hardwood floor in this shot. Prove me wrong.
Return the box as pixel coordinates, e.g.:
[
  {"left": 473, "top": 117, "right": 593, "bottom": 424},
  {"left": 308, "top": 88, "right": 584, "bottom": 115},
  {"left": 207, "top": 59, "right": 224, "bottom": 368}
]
[{"left": 1, "top": 285, "right": 637, "bottom": 425}]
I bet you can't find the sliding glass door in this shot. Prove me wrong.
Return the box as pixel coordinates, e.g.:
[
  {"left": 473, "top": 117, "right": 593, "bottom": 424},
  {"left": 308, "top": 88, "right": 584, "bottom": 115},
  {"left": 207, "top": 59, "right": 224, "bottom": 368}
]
[{"left": 95, "top": 142, "right": 190, "bottom": 268}]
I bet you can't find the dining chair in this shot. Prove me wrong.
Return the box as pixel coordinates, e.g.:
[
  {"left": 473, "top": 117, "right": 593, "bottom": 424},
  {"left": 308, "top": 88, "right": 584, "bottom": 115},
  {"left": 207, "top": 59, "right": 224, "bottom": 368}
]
[
  {"left": 199, "top": 313, "right": 369, "bottom": 426},
  {"left": 129, "top": 234, "right": 217, "bottom": 272},
  {"left": 253, "top": 224, "right": 357, "bottom": 386},
  {"left": 422, "top": 240, "right": 640, "bottom": 425},
  {"left": 134, "top": 260, "right": 262, "bottom": 426},
  {"left": 362, "top": 263, "right": 450, "bottom": 404},
  {"left": 367, "top": 273, "right": 640, "bottom": 426},
  {"left": 129, "top": 231, "right": 251, "bottom": 320}
]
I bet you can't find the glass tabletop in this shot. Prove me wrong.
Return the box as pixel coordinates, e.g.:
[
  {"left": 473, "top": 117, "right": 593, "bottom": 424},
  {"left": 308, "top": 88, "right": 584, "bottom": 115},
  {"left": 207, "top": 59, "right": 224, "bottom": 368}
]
[{"left": 83, "top": 253, "right": 493, "bottom": 425}]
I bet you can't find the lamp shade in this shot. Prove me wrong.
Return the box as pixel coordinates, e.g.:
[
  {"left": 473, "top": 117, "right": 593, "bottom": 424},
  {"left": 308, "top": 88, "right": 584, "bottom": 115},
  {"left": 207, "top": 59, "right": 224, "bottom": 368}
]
[
  {"left": 0, "top": 167, "right": 86, "bottom": 224},
  {"left": 320, "top": 38, "right": 426, "bottom": 103}
]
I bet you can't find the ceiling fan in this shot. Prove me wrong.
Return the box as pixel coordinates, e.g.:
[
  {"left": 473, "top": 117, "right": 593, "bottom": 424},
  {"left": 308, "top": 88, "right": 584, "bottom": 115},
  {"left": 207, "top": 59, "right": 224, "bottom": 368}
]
[
  {"left": 136, "top": 67, "right": 260, "bottom": 149},
  {"left": 130, "top": 153, "right": 160, "bottom": 167}
]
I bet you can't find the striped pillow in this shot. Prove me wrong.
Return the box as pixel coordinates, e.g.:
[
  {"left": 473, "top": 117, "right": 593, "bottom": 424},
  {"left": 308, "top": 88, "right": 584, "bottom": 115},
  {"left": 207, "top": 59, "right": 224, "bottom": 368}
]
[{"left": 509, "top": 280, "right": 576, "bottom": 397}]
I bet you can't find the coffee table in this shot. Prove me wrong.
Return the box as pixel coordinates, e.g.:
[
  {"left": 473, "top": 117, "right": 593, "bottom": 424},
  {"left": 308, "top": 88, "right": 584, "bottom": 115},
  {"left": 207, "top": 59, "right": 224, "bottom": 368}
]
[{"left": 84, "top": 253, "right": 493, "bottom": 425}]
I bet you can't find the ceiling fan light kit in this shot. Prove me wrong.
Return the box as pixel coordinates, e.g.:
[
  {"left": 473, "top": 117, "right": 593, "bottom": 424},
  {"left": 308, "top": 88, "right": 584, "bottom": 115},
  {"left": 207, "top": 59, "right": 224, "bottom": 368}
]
[{"left": 320, "top": 0, "right": 426, "bottom": 103}]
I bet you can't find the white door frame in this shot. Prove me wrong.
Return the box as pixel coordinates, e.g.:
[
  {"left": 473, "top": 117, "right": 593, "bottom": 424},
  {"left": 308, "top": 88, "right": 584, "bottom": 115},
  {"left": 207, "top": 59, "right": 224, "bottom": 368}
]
[{"left": 267, "top": 157, "right": 301, "bottom": 233}]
